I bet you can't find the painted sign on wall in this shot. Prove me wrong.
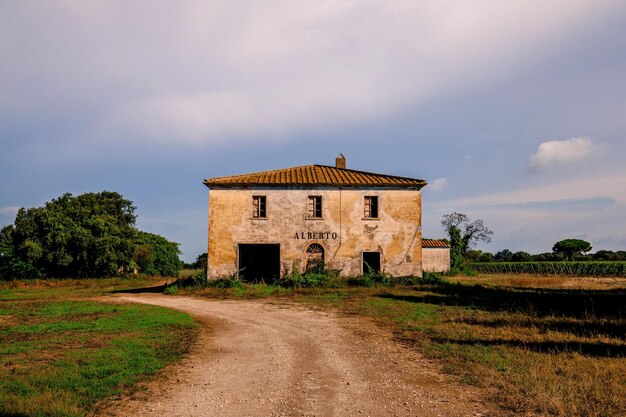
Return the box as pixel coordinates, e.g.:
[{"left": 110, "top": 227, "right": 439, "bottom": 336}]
[{"left": 293, "top": 232, "right": 338, "bottom": 240}]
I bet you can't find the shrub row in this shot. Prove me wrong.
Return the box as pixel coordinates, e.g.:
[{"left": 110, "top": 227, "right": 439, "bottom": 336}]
[
  {"left": 273, "top": 270, "right": 443, "bottom": 288},
  {"left": 470, "top": 261, "right": 626, "bottom": 277},
  {"left": 167, "top": 269, "right": 443, "bottom": 291}
]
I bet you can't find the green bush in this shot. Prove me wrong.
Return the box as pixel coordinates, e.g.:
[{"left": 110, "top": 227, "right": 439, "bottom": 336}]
[
  {"left": 171, "top": 271, "right": 205, "bottom": 288},
  {"left": 346, "top": 271, "right": 442, "bottom": 287},
  {"left": 207, "top": 277, "right": 245, "bottom": 289},
  {"left": 278, "top": 269, "right": 344, "bottom": 288},
  {"left": 163, "top": 284, "right": 178, "bottom": 295},
  {"left": 418, "top": 271, "right": 444, "bottom": 285},
  {"left": 470, "top": 261, "right": 626, "bottom": 277},
  {"left": 165, "top": 269, "right": 446, "bottom": 292},
  {"left": 133, "top": 231, "right": 182, "bottom": 277},
  {"left": 347, "top": 269, "right": 405, "bottom": 287}
]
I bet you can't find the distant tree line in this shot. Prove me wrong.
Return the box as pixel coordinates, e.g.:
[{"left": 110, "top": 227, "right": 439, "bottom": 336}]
[
  {"left": 467, "top": 249, "right": 626, "bottom": 263},
  {"left": 466, "top": 238, "right": 625, "bottom": 263},
  {"left": 0, "top": 191, "right": 182, "bottom": 280},
  {"left": 440, "top": 213, "right": 625, "bottom": 267}
]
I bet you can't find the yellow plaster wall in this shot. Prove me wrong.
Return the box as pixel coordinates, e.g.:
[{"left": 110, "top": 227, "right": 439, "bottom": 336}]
[{"left": 207, "top": 187, "right": 422, "bottom": 278}]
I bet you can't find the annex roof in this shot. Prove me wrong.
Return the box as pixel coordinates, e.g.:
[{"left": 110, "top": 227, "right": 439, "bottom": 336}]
[
  {"left": 422, "top": 239, "right": 451, "bottom": 248},
  {"left": 203, "top": 165, "right": 427, "bottom": 189}
]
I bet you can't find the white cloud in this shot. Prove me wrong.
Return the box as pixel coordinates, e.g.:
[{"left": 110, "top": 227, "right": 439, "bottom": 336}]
[
  {"left": 1, "top": 1, "right": 624, "bottom": 144},
  {"left": 442, "top": 168, "right": 626, "bottom": 207},
  {"left": 528, "top": 137, "right": 597, "bottom": 170},
  {"left": 428, "top": 178, "right": 448, "bottom": 192}
]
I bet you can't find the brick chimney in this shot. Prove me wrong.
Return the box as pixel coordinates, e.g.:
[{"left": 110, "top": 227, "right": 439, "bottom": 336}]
[{"left": 335, "top": 153, "right": 346, "bottom": 169}]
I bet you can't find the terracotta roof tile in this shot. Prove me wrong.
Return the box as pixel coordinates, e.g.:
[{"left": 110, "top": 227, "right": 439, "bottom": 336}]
[
  {"left": 204, "top": 165, "right": 427, "bottom": 188},
  {"left": 422, "top": 239, "right": 451, "bottom": 248}
]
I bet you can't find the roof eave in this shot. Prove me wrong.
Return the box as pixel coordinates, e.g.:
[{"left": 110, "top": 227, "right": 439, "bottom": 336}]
[{"left": 203, "top": 182, "right": 426, "bottom": 189}]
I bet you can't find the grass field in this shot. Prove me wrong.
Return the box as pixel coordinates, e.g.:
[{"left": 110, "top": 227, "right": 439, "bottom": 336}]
[
  {"left": 3, "top": 274, "right": 624, "bottom": 416},
  {"left": 175, "top": 274, "right": 626, "bottom": 417},
  {"left": 0, "top": 278, "right": 197, "bottom": 417}
]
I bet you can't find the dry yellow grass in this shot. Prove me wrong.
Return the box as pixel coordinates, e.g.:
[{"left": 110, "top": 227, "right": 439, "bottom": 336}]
[
  {"left": 448, "top": 273, "right": 626, "bottom": 290},
  {"left": 182, "top": 277, "right": 626, "bottom": 416}
]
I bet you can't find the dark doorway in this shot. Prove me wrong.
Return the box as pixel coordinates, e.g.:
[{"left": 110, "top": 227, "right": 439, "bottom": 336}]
[
  {"left": 238, "top": 244, "right": 280, "bottom": 283},
  {"left": 363, "top": 251, "right": 381, "bottom": 274}
]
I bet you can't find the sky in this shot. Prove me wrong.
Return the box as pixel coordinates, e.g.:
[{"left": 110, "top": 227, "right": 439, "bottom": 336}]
[{"left": 1, "top": 0, "right": 625, "bottom": 262}]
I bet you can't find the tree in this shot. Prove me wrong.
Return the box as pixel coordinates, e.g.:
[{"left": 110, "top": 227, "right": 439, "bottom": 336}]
[
  {"left": 511, "top": 251, "right": 532, "bottom": 262},
  {"left": 494, "top": 249, "right": 513, "bottom": 262},
  {"left": 441, "top": 212, "right": 494, "bottom": 269},
  {"left": 592, "top": 250, "right": 614, "bottom": 261},
  {"left": 7, "top": 191, "right": 137, "bottom": 278},
  {"left": 0, "top": 225, "right": 14, "bottom": 261},
  {"left": 465, "top": 250, "right": 483, "bottom": 262},
  {"left": 194, "top": 252, "right": 208, "bottom": 271},
  {"left": 479, "top": 252, "right": 494, "bottom": 262},
  {"left": 0, "top": 224, "right": 42, "bottom": 280},
  {"left": 533, "top": 252, "right": 565, "bottom": 262},
  {"left": 552, "top": 239, "right": 592, "bottom": 261},
  {"left": 448, "top": 224, "right": 464, "bottom": 269},
  {"left": 591, "top": 250, "right": 626, "bottom": 261},
  {"left": 2, "top": 191, "right": 186, "bottom": 279},
  {"left": 133, "top": 231, "right": 182, "bottom": 277}
]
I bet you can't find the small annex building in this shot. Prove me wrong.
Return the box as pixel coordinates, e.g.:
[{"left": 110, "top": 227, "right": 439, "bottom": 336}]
[
  {"left": 422, "top": 239, "right": 451, "bottom": 273},
  {"left": 203, "top": 155, "right": 430, "bottom": 282}
]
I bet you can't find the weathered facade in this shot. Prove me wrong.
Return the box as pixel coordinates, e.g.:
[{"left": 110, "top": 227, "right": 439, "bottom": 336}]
[
  {"left": 204, "top": 156, "right": 427, "bottom": 281},
  {"left": 422, "top": 239, "right": 451, "bottom": 273}
]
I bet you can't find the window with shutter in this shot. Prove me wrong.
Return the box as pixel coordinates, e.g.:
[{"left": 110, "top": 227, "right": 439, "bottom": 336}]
[
  {"left": 307, "top": 196, "right": 322, "bottom": 218},
  {"left": 252, "top": 196, "right": 266, "bottom": 218},
  {"left": 364, "top": 196, "right": 378, "bottom": 218}
]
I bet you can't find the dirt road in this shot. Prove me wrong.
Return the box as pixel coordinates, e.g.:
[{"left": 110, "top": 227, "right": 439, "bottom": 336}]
[{"left": 97, "top": 295, "right": 495, "bottom": 417}]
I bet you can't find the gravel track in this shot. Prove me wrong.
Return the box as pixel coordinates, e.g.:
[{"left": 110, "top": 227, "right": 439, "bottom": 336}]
[{"left": 95, "top": 294, "right": 496, "bottom": 417}]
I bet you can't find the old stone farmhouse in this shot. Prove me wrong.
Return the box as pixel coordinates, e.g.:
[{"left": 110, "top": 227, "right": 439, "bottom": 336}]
[{"left": 203, "top": 155, "right": 448, "bottom": 281}]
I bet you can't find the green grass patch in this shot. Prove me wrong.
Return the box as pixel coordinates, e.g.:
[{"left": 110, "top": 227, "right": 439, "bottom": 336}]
[{"left": 0, "top": 299, "right": 197, "bottom": 417}]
